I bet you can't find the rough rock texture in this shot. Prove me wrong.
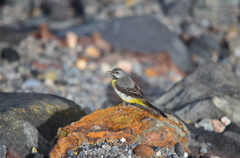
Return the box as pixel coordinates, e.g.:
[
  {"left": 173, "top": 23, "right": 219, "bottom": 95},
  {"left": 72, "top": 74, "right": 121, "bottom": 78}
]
[
  {"left": 0, "top": 92, "right": 85, "bottom": 157},
  {"left": 155, "top": 62, "right": 240, "bottom": 124},
  {"left": 49, "top": 104, "right": 189, "bottom": 157}
]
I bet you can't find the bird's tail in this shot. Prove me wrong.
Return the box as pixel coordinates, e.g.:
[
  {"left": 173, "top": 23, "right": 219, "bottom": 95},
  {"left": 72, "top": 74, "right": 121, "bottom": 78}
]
[{"left": 144, "top": 101, "right": 168, "bottom": 118}]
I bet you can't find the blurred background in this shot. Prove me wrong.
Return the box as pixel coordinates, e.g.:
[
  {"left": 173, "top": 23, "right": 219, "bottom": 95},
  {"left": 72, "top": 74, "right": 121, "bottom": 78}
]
[{"left": 0, "top": 0, "right": 239, "bottom": 114}]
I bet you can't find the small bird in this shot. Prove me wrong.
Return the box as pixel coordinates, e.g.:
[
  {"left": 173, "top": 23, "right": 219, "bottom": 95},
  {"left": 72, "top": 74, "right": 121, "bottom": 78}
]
[{"left": 107, "top": 68, "right": 168, "bottom": 118}]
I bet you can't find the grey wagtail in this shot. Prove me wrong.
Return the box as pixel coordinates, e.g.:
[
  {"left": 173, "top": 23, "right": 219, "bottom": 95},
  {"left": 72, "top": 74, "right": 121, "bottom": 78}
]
[{"left": 107, "top": 68, "right": 168, "bottom": 118}]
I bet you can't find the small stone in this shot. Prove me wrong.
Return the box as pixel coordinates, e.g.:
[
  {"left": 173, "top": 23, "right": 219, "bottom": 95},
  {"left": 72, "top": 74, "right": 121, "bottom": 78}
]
[
  {"left": 127, "top": 149, "right": 132, "bottom": 155},
  {"left": 195, "top": 118, "right": 214, "bottom": 131},
  {"left": 23, "top": 79, "right": 41, "bottom": 88},
  {"left": 212, "top": 119, "right": 225, "bottom": 133},
  {"left": 183, "top": 152, "right": 188, "bottom": 157},
  {"left": 156, "top": 151, "right": 161, "bottom": 156},
  {"left": 103, "top": 145, "right": 111, "bottom": 151},
  {"left": 84, "top": 45, "right": 100, "bottom": 58},
  {"left": 120, "top": 137, "right": 126, "bottom": 143},
  {"left": 76, "top": 57, "right": 87, "bottom": 70},
  {"left": 1, "top": 47, "right": 20, "bottom": 62},
  {"left": 175, "top": 142, "right": 184, "bottom": 157},
  {"left": 145, "top": 68, "right": 158, "bottom": 77},
  {"left": 67, "top": 150, "right": 74, "bottom": 157},
  {"left": 133, "top": 144, "right": 155, "bottom": 157},
  {"left": 116, "top": 60, "right": 133, "bottom": 74},
  {"left": 66, "top": 31, "right": 78, "bottom": 49},
  {"left": 199, "top": 147, "right": 207, "bottom": 154},
  {"left": 220, "top": 116, "right": 231, "bottom": 126}
]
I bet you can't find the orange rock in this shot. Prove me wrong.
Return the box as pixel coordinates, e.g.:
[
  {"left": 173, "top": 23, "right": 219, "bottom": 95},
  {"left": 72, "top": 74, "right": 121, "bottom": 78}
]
[
  {"left": 84, "top": 45, "right": 101, "bottom": 58},
  {"left": 145, "top": 68, "right": 159, "bottom": 77},
  {"left": 49, "top": 104, "right": 189, "bottom": 158},
  {"left": 133, "top": 144, "right": 155, "bottom": 157}
]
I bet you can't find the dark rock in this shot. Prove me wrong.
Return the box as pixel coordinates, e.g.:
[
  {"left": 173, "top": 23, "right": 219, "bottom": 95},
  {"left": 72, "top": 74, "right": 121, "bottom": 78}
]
[
  {"left": 155, "top": 62, "right": 240, "bottom": 123},
  {"left": 41, "top": 1, "right": 70, "bottom": 21},
  {"left": 175, "top": 142, "right": 184, "bottom": 157},
  {"left": 161, "top": 0, "right": 194, "bottom": 18},
  {"left": 1, "top": 47, "right": 20, "bottom": 62},
  {"left": 189, "top": 34, "right": 220, "bottom": 59},
  {"left": 188, "top": 124, "right": 240, "bottom": 155},
  {"left": 100, "top": 15, "right": 192, "bottom": 72},
  {"left": 0, "top": 92, "right": 85, "bottom": 157}
]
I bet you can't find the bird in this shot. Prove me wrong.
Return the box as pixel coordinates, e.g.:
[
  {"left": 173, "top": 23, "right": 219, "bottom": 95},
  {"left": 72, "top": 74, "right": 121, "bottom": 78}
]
[{"left": 107, "top": 68, "right": 168, "bottom": 118}]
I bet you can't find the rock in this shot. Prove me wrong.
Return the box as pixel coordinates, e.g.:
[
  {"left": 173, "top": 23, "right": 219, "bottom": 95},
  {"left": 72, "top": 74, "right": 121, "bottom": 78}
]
[
  {"left": 200, "top": 147, "right": 208, "bottom": 154},
  {"left": 0, "top": 145, "right": 7, "bottom": 158},
  {"left": 0, "top": 92, "right": 85, "bottom": 157},
  {"left": 100, "top": 15, "right": 192, "bottom": 72},
  {"left": 212, "top": 119, "right": 225, "bottom": 133},
  {"left": 133, "top": 144, "right": 155, "bottom": 157},
  {"left": 6, "top": 148, "right": 22, "bottom": 158},
  {"left": 188, "top": 124, "right": 240, "bottom": 155},
  {"left": 221, "top": 116, "right": 231, "bottom": 126},
  {"left": 23, "top": 78, "right": 41, "bottom": 88},
  {"left": 76, "top": 57, "right": 88, "bottom": 70},
  {"left": 66, "top": 31, "right": 78, "bottom": 49},
  {"left": 189, "top": 34, "right": 220, "bottom": 60},
  {"left": 49, "top": 104, "right": 189, "bottom": 157},
  {"left": 1, "top": 47, "right": 20, "bottom": 62},
  {"left": 84, "top": 45, "right": 101, "bottom": 59},
  {"left": 192, "top": 0, "right": 239, "bottom": 27},
  {"left": 175, "top": 142, "right": 184, "bottom": 157},
  {"left": 195, "top": 118, "right": 214, "bottom": 131},
  {"left": 0, "top": 112, "right": 38, "bottom": 157},
  {"left": 154, "top": 62, "right": 240, "bottom": 123}
]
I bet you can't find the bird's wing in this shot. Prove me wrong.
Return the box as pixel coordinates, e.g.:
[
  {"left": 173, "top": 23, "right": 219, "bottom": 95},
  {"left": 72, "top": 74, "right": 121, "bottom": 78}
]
[{"left": 115, "top": 77, "right": 147, "bottom": 100}]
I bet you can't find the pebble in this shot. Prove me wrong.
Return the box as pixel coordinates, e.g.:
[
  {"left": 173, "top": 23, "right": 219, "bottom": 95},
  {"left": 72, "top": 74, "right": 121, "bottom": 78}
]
[
  {"left": 212, "top": 119, "right": 226, "bottom": 133},
  {"left": 200, "top": 147, "right": 207, "bottom": 154},
  {"left": 174, "top": 142, "right": 184, "bottom": 157},
  {"left": 67, "top": 150, "right": 74, "bottom": 157},
  {"left": 220, "top": 116, "right": 231, "bottom": 126},
  {"left": 156, "top": 150, "right": 161, "bottom": 156},
  {"left": 23, "top": 79, "right": 41, "bottom": 88}
]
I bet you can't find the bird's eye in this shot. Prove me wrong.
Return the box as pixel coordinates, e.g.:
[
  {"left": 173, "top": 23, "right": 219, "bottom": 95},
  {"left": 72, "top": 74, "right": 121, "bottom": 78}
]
[{"left": 116, "top": 71, "right": 119, "bottom": 74}]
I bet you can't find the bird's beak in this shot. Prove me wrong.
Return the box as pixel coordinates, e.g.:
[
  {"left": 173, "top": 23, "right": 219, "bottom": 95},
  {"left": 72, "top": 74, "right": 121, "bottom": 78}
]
[{"left": 106, "top": 71, "right": 112, "bottom": 74}]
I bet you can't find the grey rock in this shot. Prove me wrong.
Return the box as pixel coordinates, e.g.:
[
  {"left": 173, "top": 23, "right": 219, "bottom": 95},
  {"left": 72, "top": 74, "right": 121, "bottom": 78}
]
[
  {"left": 200, "top": 147, "right": 207, "bottom": 154},
  {"left": 23, "top": 78, "right": 41, "bottom": 88},
  {"left": 155, "top": 62, "right": 240, "bottom": 123},
  {"left": 100, "top": 15, "right": 192, "bottom": 72},
  {"left": 0, "top": 112, "right": 38, "bottom": 157},
  {"left": 0, "top": 145, "right": 7, "bottom": 158},
  {"left": 193, "top": 0, "right": 239, "bottom": 26},
  {"left": 189, "top": 34, "right": 220, "bottom": 59},
  {"left": 175, "top": 142, "right": 184, "bottom": 156},
  {"left": 195, "top": 118, "right": 214, "bottom": 131},
  {"left": 0, "top": 92, "right": 85, "bottom": 157}
]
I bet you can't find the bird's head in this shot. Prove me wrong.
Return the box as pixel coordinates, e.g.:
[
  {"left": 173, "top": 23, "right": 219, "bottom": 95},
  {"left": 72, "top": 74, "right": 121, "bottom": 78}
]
[{"left": 107, "top": 68, "right": 126, "bottom": 79}]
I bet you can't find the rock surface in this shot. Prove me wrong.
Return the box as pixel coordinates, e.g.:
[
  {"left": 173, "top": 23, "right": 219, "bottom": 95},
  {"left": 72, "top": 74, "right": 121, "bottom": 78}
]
[
  {"left": 155, "top": 62, "right": 240, "bottom": 124},
  {"left": 0, "top": 92, "right": 85, "bottom": 157},
  {"left": 50, "top": 104, "right": 189, "bottom": 157}
]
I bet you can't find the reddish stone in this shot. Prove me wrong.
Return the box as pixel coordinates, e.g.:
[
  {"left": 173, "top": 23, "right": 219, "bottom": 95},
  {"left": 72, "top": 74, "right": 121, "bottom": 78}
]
[{"left": 133, "top": 144, "right": 155, "bottom": 157}]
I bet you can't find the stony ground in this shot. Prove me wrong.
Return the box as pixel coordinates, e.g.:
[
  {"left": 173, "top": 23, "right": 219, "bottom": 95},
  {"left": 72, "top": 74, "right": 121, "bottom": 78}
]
[{"left": 1, "top": 0, "right": 240, "bottom": 157}]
